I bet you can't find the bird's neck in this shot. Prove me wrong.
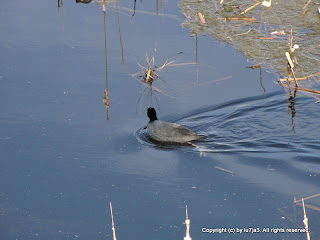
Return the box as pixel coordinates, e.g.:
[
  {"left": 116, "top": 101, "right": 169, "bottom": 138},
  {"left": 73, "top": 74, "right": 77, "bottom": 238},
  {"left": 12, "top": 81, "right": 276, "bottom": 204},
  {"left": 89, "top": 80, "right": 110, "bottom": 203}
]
[{"left": 149, "top": 116, "right": 158, "bottom": 122}]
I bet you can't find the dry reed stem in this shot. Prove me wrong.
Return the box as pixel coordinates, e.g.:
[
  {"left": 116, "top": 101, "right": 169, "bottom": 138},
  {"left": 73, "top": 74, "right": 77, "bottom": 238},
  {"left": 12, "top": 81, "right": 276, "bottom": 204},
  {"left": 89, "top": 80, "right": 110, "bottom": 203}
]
[
  {"left": 279, "top": 72, "right": 320, "bottom": 82},
  {"left": 133, "top": 56, "right": 172, "bottom": 85},
  {"left": 109, "top": 202, "right": 117, "bottom": 240},
  {"left": 217, "top": 17, "right": 258, "bottom": 22},
  {"left": 259, "top": 37, "right": 274, "bottom": 39},
  {"left": 130, "top": 58, "right": 176, "bottom": 100},
  {"left": 279, "top": 77, "right": 311, "bottom": 82},
  {"left": 183, "top": 12, "right": 191, "bottom": 20},
  {"left": 289, "top": 66, "right": 298, "bottom": 87},
  {"left": 294, "top": 193, "right": 320, "bottom": 203},
  {"left": 246, "top": 64, "right": 262, "bottom": 69},
  {"left": 198, "top": 12, "right": 206, "bottom": 24},
  {"left": 286, "top": 29, "right": 299, "bottom": 88},
  {"left": 241, "top": 2, "right": 261, "bottom": 14},
  {"left": 307, "top": 71, "right": 320, "bottom": 78},
  {"left": 168, "top": 62, "right": 196, "bottom": 67},
  {"left": 296, "top": 87, "right": 320, "bottom": 94},
  {"left": 137, "top": 62, "right": 148, "bottom": 72},
  {"left": 156, "top": 60, "right": 175, "bottom": 71},
  {"left": 239, "top": 3, "right": 251, "bottom": 8},
  {"left": 286, "top": 52, "right": 294, "bottom": 69},
  {"left": 289, "top": 29, "right": 293, "bottom": 49},
  {"left": 236, "top": 28, "right": 252, "bottom": 36},
  {"left": 303, "top": 0, "right": 313, "bottom": 14},
  {"left": 281, "top": 83, "right": 320, "bottom": 94},
  {"left": 184, "top": 205, "right": 192, "bottom": 240},
  {"left": 302, "top": 199, "right": 311, "bottom": 240},
  {"left": 224, "top": 0, "right": 238, "bottom": 5},
  {"left": 146, "top": 68, "right": 152, "bottom": 83}
]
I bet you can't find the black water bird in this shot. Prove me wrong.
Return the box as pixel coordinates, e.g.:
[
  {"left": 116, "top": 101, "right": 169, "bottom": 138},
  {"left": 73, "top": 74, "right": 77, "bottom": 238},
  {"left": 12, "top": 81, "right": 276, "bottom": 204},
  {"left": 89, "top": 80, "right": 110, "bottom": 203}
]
[{"left": 146, "top": 108, "right": 203, "bottom": 143}]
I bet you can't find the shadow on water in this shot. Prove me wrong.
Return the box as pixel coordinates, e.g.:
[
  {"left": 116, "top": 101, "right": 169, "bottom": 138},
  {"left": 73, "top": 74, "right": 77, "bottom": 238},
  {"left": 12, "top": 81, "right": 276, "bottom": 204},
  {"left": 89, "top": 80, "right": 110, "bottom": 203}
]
[{"left": 136, "top": 90, "right": 319, "bottom": 154}]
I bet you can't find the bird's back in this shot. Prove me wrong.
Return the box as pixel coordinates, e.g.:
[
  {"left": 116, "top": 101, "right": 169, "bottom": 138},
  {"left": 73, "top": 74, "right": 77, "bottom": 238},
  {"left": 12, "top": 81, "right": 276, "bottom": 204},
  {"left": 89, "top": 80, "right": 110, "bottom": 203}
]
[{"left": 147, "top": 120, "right": 201, "bottom": 143}]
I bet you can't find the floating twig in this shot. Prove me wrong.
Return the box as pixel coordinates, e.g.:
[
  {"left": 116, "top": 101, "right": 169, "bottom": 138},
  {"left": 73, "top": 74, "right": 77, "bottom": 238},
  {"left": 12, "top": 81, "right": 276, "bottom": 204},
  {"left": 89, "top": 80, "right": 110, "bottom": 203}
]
[
  {"left": 198, "top": 12, "right": 206, "bottom": 24},
  {"left": 183, "top": 12, "right": 191, "bottom": 20},
  {"left": 236, "top": 28, "right": 252, "bottom": 36},
  {"left": 156, "top": 60, "right": 175, "bottom": 71},
  {"left": 246, "top": 63, "right": 262, "bottom": 69},
  {"left": 168, "top": 62, "right": 196, "bottom": 67},
  {"left": 224, "top": 0, "right": 238, "bottom": 5},
  {"left": 241, "top": 2, "right": 261, "bottom": 14},
  {"left": 303, "top": 0, "right": 313, "bottom": 14},
  {"left": 217, "top": 17, "right": 258, "bottom": 22},
  {"left": 259, "top": 37, "right": 274, "bottom": 39},
  {"left": 215, "top": 166, "right": 234, "bottom": 174}
]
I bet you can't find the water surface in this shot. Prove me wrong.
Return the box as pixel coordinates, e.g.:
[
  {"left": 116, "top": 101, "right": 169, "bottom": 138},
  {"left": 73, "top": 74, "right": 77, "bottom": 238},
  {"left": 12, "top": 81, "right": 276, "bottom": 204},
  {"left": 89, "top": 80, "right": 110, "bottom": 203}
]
[{"left": 0, "top": 0, "right": 319, "bottom": 240}]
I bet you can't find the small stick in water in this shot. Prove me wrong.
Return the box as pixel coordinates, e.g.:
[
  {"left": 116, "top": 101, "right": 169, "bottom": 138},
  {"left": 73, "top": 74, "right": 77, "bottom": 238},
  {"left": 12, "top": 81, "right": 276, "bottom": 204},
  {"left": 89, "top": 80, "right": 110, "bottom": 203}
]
[
  {"left": 109, "top": 202, "right": 117, "bottom": 240},
  {"left": 198, "top": 12, "right": 206, "bottom": 24},
  {"left": 302, "top": 199, "right": 311, "bottom": 240}
]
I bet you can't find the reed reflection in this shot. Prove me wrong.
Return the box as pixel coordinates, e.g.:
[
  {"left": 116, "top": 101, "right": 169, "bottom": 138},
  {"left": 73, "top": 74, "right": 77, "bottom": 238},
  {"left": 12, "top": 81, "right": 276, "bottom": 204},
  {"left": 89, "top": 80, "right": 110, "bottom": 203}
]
[
  {"left": 132, "top": 0, "right": 163, "bottom": 17},
  {"left": 75, "top": 0, "right": 93, "bottom": 3},
  {"left": 288, "top": 90, "right": 296, "bottom": 134},
  {"left": 98, "top": 0, "right": 110, "bottom": 121}
]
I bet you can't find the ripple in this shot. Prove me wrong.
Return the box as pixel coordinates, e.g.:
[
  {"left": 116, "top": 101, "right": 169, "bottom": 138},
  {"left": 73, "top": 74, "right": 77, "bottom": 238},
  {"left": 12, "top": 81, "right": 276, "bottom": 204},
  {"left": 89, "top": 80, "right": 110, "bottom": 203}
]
[{"left": 136, "top": 91, "right": 320, "bottom": 154}]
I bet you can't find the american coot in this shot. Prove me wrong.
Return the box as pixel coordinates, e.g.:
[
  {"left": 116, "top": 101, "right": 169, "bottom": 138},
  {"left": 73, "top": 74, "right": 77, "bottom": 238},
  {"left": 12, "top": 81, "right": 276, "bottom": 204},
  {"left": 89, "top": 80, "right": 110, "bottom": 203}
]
[{"left": 146, "top": 107, "right": 203, "bottom": 143}]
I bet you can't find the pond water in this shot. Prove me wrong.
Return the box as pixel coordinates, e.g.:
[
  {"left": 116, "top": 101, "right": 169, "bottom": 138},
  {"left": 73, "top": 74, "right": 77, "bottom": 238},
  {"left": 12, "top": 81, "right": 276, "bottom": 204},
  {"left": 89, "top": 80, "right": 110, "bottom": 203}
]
[{"left": 0, "top": 0, "right": 319, "bottom": 240}]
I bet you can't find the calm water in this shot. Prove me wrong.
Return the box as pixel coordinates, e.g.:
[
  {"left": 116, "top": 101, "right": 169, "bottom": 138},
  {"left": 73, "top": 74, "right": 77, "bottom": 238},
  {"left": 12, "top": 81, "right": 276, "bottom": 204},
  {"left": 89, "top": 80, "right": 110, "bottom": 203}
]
[{"left": 0, "top": 0, "right": 319, "bottom": 240}]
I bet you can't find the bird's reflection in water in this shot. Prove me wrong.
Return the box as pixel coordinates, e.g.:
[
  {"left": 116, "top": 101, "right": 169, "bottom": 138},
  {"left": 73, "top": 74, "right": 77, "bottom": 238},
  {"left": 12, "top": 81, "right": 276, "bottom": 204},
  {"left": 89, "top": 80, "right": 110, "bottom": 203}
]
[{"left": 75, "top": 0, "right": 93, "bottom": 3}]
